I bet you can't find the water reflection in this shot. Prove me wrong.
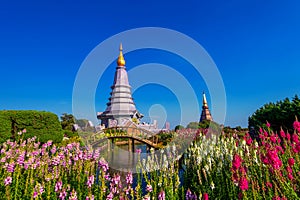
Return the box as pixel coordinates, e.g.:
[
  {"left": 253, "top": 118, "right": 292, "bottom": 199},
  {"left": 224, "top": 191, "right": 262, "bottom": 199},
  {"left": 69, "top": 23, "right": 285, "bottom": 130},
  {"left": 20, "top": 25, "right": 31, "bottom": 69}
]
[{"left": 105, "top": 144, "right": 148, "bottom": 172}]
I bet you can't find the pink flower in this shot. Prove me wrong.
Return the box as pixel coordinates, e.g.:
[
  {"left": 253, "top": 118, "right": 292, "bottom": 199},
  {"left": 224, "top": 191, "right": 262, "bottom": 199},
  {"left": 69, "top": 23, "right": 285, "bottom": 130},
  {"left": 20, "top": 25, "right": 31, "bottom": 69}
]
[
  {"left": 4, "top": 176, "right": 12, "bottom": 186},
  {"left": 87, "top": 175, "right": 94, "bottom": 188},
  {"left": 158, "top": 190, "right": 165, "bottom": 200},
  {"left": 33, "top": 191, "right": 38, "bottom": 198},
  {"left": 272, "top": 196, "right": 280, "bottom": 200},
  {"left": 239, "top": 177, "right": 248, "bottom": 191},
  {"left": 266, "top": 121, "right": 271, "bottom": 128},
  {"left": 146, "top": 184, "right": 153, "bottom": 192},
  {"left": 135, "top": 148, "right": 142, "bottom": 154},
  {"left": 266, "top": 182, "right": 272, "bottom": 188},
  {"left": 288, "top": 158, "right": 295, "bottom": 166}
]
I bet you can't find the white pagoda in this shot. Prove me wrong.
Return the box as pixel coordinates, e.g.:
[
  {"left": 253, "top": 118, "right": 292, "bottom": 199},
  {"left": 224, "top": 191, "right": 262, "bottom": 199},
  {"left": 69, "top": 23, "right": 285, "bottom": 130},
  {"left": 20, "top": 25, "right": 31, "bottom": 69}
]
[{"left": 97, "top": 44, "right": 143, "bottom": 127}]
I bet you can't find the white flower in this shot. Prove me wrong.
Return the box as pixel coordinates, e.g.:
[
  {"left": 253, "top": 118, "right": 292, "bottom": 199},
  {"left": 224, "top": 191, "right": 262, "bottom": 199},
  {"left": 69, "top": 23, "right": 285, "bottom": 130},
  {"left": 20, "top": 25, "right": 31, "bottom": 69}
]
[{"left": 210, "top": 181, "right": 215, "bottom": 190}]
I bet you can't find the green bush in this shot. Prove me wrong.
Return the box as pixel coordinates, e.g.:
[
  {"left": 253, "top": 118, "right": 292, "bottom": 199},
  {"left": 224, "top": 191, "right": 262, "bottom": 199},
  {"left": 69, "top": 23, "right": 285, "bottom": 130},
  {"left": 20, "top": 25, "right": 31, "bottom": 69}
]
[
  {"left": 0, "top": 112, "right": 12, "bottom": 143},
  {"left": 63, "top": 130, "right": 79, "bottom": 138},
  {"left": 0, "top": 110, "right": 63, "bottom": 143},
  {"left": 249, "top": 95, "right": 300, "bottom": 132}
]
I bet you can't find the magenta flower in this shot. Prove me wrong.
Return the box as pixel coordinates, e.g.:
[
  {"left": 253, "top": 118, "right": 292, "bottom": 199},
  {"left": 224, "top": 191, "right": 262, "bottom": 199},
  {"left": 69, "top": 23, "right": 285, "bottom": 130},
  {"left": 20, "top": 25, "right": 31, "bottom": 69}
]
[
  {"left": 232, "top": 154, "right": 242, "bottom": 170},
  {"left": 266, "top": 121, "right": 271, "bottom": 128},
  {"left": 293, "top": 120, "right": 300, "bottom": 132},
  {"left": 280, "top": 129, "right": 286, "bottom": 138},
  {"left": 288, "top": 158, "right": 295, "bottom": 166},
  {"left": 203, "top": 193, "right": 209, "bottom": 200},
  {"left": 287, "top": 173, "right": 294, "bottom": 180},
  {"left": 292, "top": 134, "right": 299, "bottom": 144},
  {"left": 4, "top": 176, "right": 12, "bottom": 186},
  {"left": 239, "top": 177, "right": 248, "bottom": 191},
  {"left": 33, "top": 191, "right": 38, "bottom": 198},
  {"left": 287, "top": 133, "right": 291, "bottom": 141},
  {"left": 272, "top": 196, "right": 281, "bottom": 200},
  {"left": 135, "top": 148, "right": 142, "bottom": 154}
]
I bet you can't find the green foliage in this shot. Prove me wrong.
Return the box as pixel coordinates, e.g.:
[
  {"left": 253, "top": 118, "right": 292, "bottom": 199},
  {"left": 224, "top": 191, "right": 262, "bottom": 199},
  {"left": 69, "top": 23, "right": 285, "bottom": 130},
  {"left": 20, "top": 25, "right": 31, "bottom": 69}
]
[
  {"left": 0, "top": 112, "right": 12, "bottom": 143},
  {"left": 58, "top": 136, "right": 84, "bottom": 147},
  {"left": 156, "top": 131, "right": 173, "bottom": 145},
  {"left": 75, "top": 119, "right": 89, "bottom": 127},
  {"left": 174, "top": 125, "right": 184, "bottom": 131},
  {"left": 186, "top": 122, "right": 199, "bottom": 129},
  {"left": 60, "top": 113, "right": 76, "bottom": 131},
  {"left": 63, "top": 130, "right": 79, "bottom": 138},
  {"left": 248, "top": 95, "right": 300, "bottom": 132},
  {"left": 0, "top": 110, "right": 63, "bottom": 143},
  {"left": 199, "top": 120, "right": 220, "bottom": 130}
]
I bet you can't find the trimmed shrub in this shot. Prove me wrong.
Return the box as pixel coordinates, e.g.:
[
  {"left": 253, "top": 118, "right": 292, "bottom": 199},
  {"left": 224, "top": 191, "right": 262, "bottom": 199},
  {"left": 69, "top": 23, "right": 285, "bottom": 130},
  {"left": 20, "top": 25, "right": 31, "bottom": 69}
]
[{"left": 0, "top": 110, "right": 63, "bottom": 143}]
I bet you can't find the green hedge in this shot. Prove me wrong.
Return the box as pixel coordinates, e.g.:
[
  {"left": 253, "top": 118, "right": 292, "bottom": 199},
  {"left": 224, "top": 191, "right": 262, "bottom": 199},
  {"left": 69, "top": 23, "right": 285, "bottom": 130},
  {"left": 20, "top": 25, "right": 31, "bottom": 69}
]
[{"left": 0, "top": 110, "right": 63, "bottom": 143}]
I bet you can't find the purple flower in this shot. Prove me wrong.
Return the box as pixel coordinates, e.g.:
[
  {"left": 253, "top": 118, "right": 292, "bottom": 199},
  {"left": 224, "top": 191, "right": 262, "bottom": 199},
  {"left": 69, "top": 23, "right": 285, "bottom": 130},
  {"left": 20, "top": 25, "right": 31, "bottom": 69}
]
[
  {"left": 17, "top": 152, "right": 25, "bottom": 166},
  {"left": 87, "top": 175, "right": 95, "bottom": 188},
  {"left": 106, "top": 192, "right": 114, "bottom": 200},
  {"left": 55, "top": 181, "right": 63, "bottom": 192},
  {"left": 86, "top": 195, "right": 94, "bottom": 200},
  {"left": 59, "top": 189, "right": 67, "bottom": 200},
  {"left": 186, "top": 189, "right": 197, "bottom": 200},
  {"left": 4, "top": 176, "right": 12, "bottom": 186},
  {"left": 39, "top": 185, "right": 44, "bottom": 194},
  {"left": 7, "top": 162, "right": 15, "bottom": 173},
  {"left": 126, "top": 172, "right": 133, "bottom": 185},
  {"left": 98, "top": 159, "right": 109, "bottom": 172},
  {"left": 69, "top": 190, "right": 78, "bottom": 200}
]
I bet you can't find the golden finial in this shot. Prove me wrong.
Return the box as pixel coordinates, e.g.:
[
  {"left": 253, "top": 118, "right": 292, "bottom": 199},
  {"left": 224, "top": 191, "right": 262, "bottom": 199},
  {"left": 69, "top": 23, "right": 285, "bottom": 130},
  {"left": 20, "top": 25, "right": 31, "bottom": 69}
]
[{"left": 117, "top": 43, "right": 126, "bottom": 66}]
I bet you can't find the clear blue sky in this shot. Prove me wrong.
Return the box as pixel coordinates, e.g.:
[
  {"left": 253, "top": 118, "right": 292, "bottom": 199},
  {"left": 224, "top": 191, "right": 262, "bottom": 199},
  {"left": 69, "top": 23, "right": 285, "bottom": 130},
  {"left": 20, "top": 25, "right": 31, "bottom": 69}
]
[{"left": 0, "top": 0, "right": 299, "bottom": 128}]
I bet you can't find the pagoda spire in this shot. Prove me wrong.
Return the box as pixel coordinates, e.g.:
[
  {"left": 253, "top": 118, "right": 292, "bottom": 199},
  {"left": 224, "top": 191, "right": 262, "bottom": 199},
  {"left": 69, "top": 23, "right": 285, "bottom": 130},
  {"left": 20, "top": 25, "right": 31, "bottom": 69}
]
[
  {"left": 200, "top": 92, "right": 213, "bottom": 122},
  {"left": 97, "top": 44, "right": 143, "bottom": 127},
  {"left": 117, "top": 43, "right": 126, "bottom": 66}
]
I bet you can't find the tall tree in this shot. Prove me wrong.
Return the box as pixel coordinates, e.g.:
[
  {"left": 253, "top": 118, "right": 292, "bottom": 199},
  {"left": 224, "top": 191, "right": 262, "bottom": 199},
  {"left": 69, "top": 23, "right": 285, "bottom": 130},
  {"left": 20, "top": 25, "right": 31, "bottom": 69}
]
[
  {"left": 248, "top": 95, "right": 300, "bottom": 133},
  {"left": 60, "top": 113, "right": 76, "bottom": 131}
]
